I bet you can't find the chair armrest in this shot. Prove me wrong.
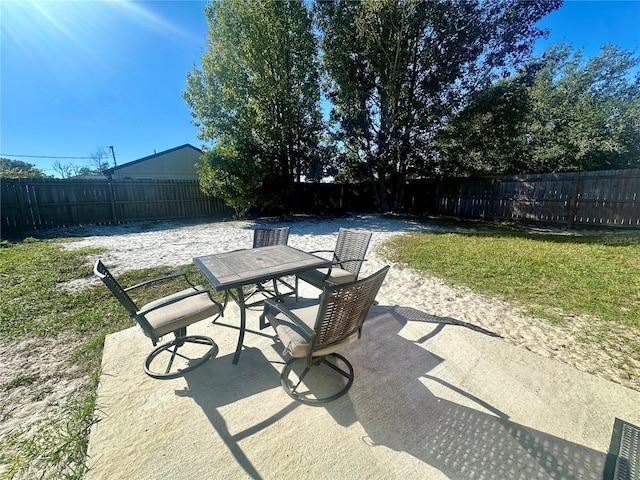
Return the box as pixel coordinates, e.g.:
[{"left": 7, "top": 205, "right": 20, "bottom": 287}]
[
  {"left": 261, "top": 299, "right": 316, "bottom": 339},
  {"left": 307, "top": 249, "right": 334, "bottom": 257},
  {"left": 331, "top": 258, "right": 367, "bottom": 268},
  {"left": 125, "top": 272, "right": 194, "bottom": 292},
  {"left": 137, "top": 288, "right": 215, "bottom": 316}
]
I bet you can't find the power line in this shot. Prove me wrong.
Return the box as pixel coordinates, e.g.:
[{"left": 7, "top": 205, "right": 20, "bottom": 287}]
[{"left": 1, "top": 154, "right": 95, "bottom": 159}]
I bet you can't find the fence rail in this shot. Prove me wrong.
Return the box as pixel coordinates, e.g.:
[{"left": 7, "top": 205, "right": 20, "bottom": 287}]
[
  {"left": 405, "top": 168, "right": 640, "bottom": 228},
  {"left": 2, "top": 169, "right": 639, "bottom": 236}
]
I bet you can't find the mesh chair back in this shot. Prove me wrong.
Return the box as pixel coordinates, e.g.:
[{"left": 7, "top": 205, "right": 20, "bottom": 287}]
[
  {"left": 333, "top": 228, "right": 372, "bottom": 277},
  {"left": 312, "top": 266, "right": 389, "bottom": 353},
  {"left": 94, "top": 260, "right": 156, "bottom": 340},
  {"left": 253, "top": 227, "right": 290, "bottom": 248},
  {"left": 94, "top": 260, "right": 139, "bottom": 315}
]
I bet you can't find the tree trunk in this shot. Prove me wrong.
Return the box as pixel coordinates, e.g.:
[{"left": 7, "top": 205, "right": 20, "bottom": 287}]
[{"left": 372, "top": 172, "right": 390, "bottom": 211}]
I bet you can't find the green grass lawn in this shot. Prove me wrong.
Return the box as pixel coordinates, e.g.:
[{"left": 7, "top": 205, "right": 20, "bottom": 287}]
[
  {"left": 0, "top": 237, "right": 217, "bottom": 480},
  {"left": 382, "top": 228, "right": 640, "bottom": 329}
]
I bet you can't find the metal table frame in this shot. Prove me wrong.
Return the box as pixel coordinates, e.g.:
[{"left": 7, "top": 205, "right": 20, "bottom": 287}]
[{"left": 194, "top": 245, "right": 332, "bottom": 364}]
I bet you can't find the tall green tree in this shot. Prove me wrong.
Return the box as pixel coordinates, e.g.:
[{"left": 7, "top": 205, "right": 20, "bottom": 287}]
[
  {"left": 317, "top": 0, "right": 561, "bottom": 209},
  {"left": 437, "top": 44, "right": 640, "bottom": 175},
  {"left": 183, "top": 0, "right": 324, "bottom": 214},
  {"left": 527, "top": 44, "right": 640, "bottom": 172},
  {"left": 434, "top": 61, "right": 542, "bottom": 176},
  {"left": 0, "top": 158, "right": 50, "bottom": 178}
]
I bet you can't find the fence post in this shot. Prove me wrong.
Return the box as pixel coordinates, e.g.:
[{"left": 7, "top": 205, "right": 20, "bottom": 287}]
[
  {"left": 486, "top": 178, "right": 496, "bottom": 220},
  {"left": 107, "top": 181, "right": 118, "bottom": 224},
  {"left": 567, "top": 176, "right": 580, "bottom": 228}
]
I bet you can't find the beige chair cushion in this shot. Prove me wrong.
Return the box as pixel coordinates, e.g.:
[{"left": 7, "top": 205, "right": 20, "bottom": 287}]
[
  {"left": 141, "top": 287, "right": 221, "bottom": 338},
  {"left": 297, "top": 267, "right": 356, "bottom": 289},
  {"left": 266, "top": 299, "right": 357, "bottom": 358}
]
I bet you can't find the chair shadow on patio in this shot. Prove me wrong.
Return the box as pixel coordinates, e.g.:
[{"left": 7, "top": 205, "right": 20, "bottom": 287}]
[
  {"left": 324, "top": 305, "right": 607, "bottom": 479},
  {"left": 172, "top": 304, "right": 608, "bottom": 480},
  {"left": 176, "top": 346, "right": 301, "bottom": 479}
]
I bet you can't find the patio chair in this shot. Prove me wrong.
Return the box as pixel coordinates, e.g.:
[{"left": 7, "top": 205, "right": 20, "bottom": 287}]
[
  {"left": 252, "top": 226, "right": 290, "bottom": 249},
  {"left": 248, "top": 227, "right": 295, "bottom": 303},
  {"left": 94, "top": 260, "right": 221, "bottom": 379},
  {"left": 260, "top": 265, "right": 389, "bottom": 405},
  {"left": 296, "top": 228, "right": 372, "bottom": 297}
]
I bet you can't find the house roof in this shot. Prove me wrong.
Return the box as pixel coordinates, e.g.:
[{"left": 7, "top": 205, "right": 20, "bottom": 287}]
[
  {"left": 69, "top": 173, "right": 110, "bottom": 180},
  {"left": 102, "top": 144, "right": 202, "bottom": 174}
]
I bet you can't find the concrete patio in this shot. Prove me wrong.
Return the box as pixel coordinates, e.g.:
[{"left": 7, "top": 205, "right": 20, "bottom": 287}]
[{"left": 85, "top": 282, "right": 640, "bottom": 479}]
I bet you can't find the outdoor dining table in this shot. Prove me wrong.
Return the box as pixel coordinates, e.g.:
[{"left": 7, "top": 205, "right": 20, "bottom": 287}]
[{"left": 193, "top": 245, "right": 332, "bottom": 364}]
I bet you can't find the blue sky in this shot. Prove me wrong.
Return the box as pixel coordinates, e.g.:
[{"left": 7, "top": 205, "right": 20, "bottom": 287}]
[{"left": 1, "top": 0, "right": 639, "bottom": 177}]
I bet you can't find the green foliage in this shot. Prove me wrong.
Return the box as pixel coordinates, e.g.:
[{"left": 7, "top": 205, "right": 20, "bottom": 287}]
[
  {"left": 435, "top": 69, "right": 537, "bottom": 175},
  {"left": 527, "top": 44, "right": 640, "bottom": 172},
  {"left": 316, "top": 0, "right": 562, "bottom": 209},
  {"left": 437, "top": 43, "right": 640, "bottom": 175},
  {"left": 0, "top": 158, "right": 50, "bottom": 178},
  {"left": 198, "top": 143, "right": 268, "bottom": 216},
  {"left": 184, "top": 0, "right": 325, "bottom": 212}
]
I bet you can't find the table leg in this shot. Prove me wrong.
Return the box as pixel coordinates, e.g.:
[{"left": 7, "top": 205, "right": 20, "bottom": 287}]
[{"left": 232, "top": 287, "right": 245, "bottom": 365}]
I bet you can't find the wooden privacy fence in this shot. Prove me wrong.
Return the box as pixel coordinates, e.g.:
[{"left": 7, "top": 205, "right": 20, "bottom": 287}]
[
  {"left": 1, "top": 179, "right": 231, "bottom": 235},
  {"left": 292, "top": 182, "right": 375, "bottom": 213},
  {"left": 406, "top": 168, "right": 640, "bottom": 228},
  {"left": 2, "top": 169, "right": 639, "bottom": 235}
]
